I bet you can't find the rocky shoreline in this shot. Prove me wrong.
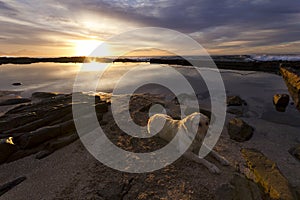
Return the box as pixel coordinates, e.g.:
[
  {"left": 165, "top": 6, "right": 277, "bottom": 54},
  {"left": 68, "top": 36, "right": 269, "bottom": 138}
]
[
  {"left": 1, "top": 56, "right": 300, "bottom": 74},
  {"left": 0, "top": 90, "right": 299, "bottom": 199},
  {"left": 280, "top": 65, "right": 300, "bottom": 111}
]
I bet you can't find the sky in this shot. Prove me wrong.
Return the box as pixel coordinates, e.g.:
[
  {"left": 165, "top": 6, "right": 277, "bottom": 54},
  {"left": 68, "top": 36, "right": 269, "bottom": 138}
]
[{"left": 0, "top": 0, "right": 299, "bottom": 57}]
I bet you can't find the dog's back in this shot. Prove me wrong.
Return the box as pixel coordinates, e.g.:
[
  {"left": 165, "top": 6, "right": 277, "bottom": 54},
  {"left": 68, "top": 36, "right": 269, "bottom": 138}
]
[{"left": 148, "top": 114, "right": 180, "bottom": 142}]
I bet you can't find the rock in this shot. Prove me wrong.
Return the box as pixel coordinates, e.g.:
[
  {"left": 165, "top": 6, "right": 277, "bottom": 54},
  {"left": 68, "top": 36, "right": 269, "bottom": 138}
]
[
  {"left": 241, "top": 148, "right": 295, "bottom": 200},
  {"left": 273, "top": 94, "right": 290, "bottom": 112},
  {"left": 12, "top": 82, "right": 22, "bottom": 86},
  {"left": 15, "top": 120, "right": 76, "bottom": 149},
  {"left": 280, "top": 66, "right": 300, "bottom": 111},
  {"left": 227, "top": 96, "right": 248, "bottom": 116},
  {"left": 216, "top": 173, "right": 262, "bottom": 200},
  {"left": 227, "top": 96, "right": 247, "bottom": 106},
  {"left": 289, "top": 144, "right": 300, "bottom": 161},
  {"left": 95, "top": 102, "right": 109, "bottom": 113},
  {"left": 31, "top": 92, "right": 58, "bottom": 103},
  {"left": 0, "top": 98, "right": 31, "bottom": 106},
  {"left": 0, "top": 176, "right": 26, "bottom": 196},
  {"left": 3, "top": 105, "right": 73, "bottom": 135},
  {"left": 35, "top": 133, "right": 78, "bottom": 159},
  {"left": 227, "top": 118, "right": 254, "bottom": 142}
]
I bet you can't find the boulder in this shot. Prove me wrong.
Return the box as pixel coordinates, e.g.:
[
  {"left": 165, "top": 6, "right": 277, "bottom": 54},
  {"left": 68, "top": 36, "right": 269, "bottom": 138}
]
[
  {"left": 273, "top": 94, "right": 290, "bottom": 112},
  {"left": 227, "top": 96, "right": 247, "bottom": 106},
  {"left": 226, "top": 96, "right": 248, "bottom": 116},
  {"left": 242, "top": 148, "right": 295, "bottom": 200},
  {"left": 216, "top": 173, "right": 263, "bottom": 200},
  {"left": 289, "top": 144, "right": 300, "bottom": 161},
  {"left": 227, "top": 118, "right": 254, "bottom": 142}
]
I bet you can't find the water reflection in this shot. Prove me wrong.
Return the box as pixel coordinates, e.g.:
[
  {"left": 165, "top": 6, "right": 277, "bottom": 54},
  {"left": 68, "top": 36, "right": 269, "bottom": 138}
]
[{"left": 0, "top": 62, "right": 299, "bottom": 125}]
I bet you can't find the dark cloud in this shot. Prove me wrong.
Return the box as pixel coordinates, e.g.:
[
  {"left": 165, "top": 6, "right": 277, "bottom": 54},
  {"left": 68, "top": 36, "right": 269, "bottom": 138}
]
[
  {"left": 61, "top": 0, "right": 300, "bottom": 51},
  {"left": 0, "top": 1, "right": 16, "bottom": 11}
]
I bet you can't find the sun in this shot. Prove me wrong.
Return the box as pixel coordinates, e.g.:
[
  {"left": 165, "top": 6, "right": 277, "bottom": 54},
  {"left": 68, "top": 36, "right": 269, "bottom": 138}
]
[{"left": 73, "top": 39, "right": 104, "bottom": 56}]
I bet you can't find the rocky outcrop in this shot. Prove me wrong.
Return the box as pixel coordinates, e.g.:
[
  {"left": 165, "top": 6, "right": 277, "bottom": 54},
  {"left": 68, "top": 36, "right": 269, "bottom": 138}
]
[
  {"left": 242, "top": 148, "right": 295, "bottom": 200},
  {"left": 216, "top": 173, "right": 263, "bottom": 200},
  {"left": 0, "top": 98, "right": 31, "bottom": 106},
  {"left": 280, "top": 66, "right": 300, "bottom": 111},
  {"left": 0, "top": 92, "right": 182, "bottom": 164},
  {"left": 273, "top": 94, "right": 290, "bottom": 112},
  {"left": 0, "top": 92, "right": 110, "bottom": 163},
  {"left": 227, "top": 118, "right": 254, "bottom": 142}
]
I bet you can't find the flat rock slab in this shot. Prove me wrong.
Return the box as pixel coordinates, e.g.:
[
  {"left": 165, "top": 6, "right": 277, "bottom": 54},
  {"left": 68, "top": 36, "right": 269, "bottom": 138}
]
[
  {"left": 216, "top": 173, "right": 263, "bottom": 200},
  {"left": 241, "top": 148, "right": 295, "bottom": 200},
  {"left": 0, "top": 98, "right": 31, "bottom": 106}
]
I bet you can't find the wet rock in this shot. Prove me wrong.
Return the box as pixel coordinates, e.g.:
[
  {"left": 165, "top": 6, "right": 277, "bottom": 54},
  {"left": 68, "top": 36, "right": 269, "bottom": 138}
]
[
  {"left": 289, "top": 144, "right": 300, "bottom": 161},
  {"left": 227, "top": 118, "right": 254, "bottom": 142},
  {"left": 242, "top": 148, "right": 295, "bottom": 200},
  {"left": 227, "top": 96, "right": 247, "bottom": 106},
  {"left": 0, "top": 98, "right": 31, "bottom": 106},
  {"left": 0, "top": 176, "right": 26, "bottom": 196},
  {"left": 12, "top": 82, "right": 22, "bottom": 86},
  {"left": 273, "top": 94, "right": 290, "bottom": 112},
  {"left": 216, "top": 173, "right": 263, "bottom": 200},
  {"left": 227, "top": 96, "right": 248, "bottom": 116}
]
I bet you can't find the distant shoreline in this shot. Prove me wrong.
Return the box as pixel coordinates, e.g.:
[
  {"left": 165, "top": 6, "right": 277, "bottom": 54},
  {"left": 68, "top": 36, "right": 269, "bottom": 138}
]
[{"left": 0, "top": 56, "right": 299, "bottom": 74}]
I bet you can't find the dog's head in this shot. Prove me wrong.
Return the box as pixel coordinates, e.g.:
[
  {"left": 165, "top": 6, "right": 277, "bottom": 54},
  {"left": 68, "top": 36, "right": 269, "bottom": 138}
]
[{"left": 182, "top": 112, "right": 210, "bottom": 137}]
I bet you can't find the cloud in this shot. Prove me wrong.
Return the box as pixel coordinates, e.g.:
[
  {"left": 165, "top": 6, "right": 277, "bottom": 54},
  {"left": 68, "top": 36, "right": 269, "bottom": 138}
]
[{"left": 0, "top": 0, "right": 299, "bottom": 55}]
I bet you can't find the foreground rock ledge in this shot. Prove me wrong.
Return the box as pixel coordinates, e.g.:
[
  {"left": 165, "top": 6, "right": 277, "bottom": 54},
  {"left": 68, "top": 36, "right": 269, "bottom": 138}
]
[
  {"left": 241, "top": 148, "right": 295, "bottom": 200},
  {"left": 280, "top": 66, "right": 300, "bottom": 111}
]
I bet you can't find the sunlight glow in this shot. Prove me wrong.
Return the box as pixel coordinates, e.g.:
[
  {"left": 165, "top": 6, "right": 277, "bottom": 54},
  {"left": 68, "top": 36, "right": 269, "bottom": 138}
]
[{"left": 73, "top": 39, "right": 104, "bottom": 56}]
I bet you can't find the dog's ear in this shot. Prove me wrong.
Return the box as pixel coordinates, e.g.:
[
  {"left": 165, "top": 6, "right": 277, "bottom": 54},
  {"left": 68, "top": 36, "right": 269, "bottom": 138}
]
[{"left": 183, "top": 112, "right": 200, "bottom": 134}]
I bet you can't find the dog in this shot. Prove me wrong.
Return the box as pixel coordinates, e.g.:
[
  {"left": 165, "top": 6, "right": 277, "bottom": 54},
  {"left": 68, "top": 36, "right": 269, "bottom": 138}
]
[{"left": 147, "top": 112, "right": 229, "bottom": 174}]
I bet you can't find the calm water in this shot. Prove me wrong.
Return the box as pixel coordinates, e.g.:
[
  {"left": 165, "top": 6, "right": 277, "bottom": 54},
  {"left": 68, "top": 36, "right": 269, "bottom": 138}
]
[{"left": 0, "top": 62, "right": 299, "bottom": 126}]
